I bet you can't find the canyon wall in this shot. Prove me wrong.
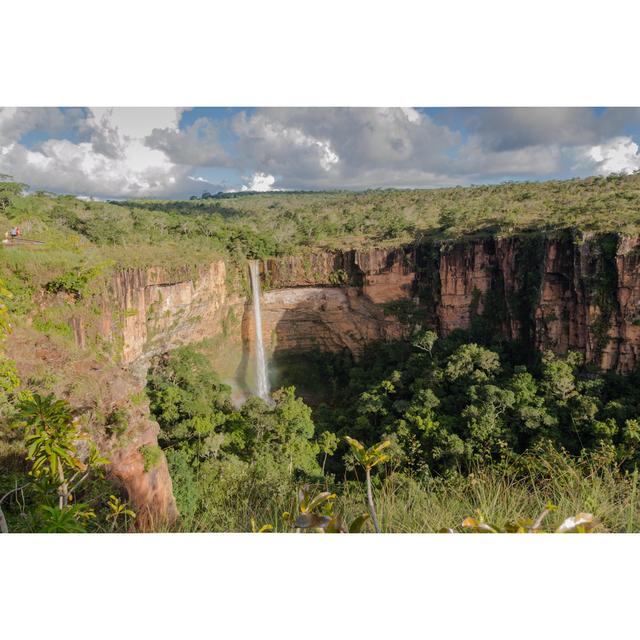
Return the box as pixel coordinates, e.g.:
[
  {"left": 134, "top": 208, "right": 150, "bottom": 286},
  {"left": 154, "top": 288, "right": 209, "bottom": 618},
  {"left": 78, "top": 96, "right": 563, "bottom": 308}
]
[
  {"left": 263, "top": 233, "right": 640, "bottom": 372},
  {"left": 57, "top": 230, "right": 640, "bottom": 525},
  {"left": 103, "top": 261, "right": 244, "bottom": 373}
]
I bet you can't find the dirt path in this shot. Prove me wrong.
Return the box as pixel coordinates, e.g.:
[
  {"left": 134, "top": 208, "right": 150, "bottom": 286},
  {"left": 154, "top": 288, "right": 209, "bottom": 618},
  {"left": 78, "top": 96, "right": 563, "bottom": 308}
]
[{"left": 2, "top": 238, "right": 45, "bottom": 246}]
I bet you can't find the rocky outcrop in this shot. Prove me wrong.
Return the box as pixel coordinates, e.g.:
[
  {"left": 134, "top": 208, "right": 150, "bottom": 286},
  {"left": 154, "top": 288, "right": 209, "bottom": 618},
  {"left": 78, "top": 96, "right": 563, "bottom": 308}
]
[
  {"left": 5, "top": 327, "right": 178, "bottom": 529},
  {"left": 107, "top": 403, "right": 179, "bottom": 530}
]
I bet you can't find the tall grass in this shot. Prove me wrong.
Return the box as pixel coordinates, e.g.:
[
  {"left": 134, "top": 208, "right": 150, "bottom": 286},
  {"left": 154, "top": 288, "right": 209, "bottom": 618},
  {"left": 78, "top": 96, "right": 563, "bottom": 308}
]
[
  {"left": 335, "top": 451, "right": 640, "bottom": 533},
  {"left": 176, "top": 449, "right": 640, "bottom": 533}
]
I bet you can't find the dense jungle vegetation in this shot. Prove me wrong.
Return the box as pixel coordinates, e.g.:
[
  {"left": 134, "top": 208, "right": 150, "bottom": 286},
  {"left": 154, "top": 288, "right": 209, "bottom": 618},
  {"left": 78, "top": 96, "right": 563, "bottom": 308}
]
[
  {"left": 2, "top": 174, "right": 640, "bottom": 532},
  {"left": 138, "top": 328, "right": 640, "bottom": 533}
]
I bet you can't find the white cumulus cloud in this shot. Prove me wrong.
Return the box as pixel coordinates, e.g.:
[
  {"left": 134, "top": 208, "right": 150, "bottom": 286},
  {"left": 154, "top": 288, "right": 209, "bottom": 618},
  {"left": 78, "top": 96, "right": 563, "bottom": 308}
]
[
  {"left": 3, "top": 107, "right": 640, "bottom": 197},
  {"left": 585, "top": 136, "right": 640, "bottom": 175},
  {"left": 0, "top": 107, "right": 205, "bottom": 198},
  {"left": 238, "top": 172, "right": 280, "bottom": 192}
]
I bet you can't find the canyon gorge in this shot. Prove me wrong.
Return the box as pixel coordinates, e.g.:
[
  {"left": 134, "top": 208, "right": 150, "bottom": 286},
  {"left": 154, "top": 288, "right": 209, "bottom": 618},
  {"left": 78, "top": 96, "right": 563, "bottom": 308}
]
[{"left": 9, "top": 230, "right": 640, "bottom": 526}]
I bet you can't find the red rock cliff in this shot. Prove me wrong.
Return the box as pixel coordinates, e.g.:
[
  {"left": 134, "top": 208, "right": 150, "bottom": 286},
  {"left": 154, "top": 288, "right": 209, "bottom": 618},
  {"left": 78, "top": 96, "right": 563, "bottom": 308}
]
[{"left": 262, "top": 235, "right": 640, "bottom": 371}]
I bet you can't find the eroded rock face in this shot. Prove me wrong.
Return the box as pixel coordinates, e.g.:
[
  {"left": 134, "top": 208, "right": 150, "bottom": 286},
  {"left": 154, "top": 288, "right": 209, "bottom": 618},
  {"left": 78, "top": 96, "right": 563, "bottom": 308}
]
[
  {"left": 355, "top": 248, "right": 416, "bottom": 304},
  {"left": 263, "top": 247, "right": 416, "bottom": 302},
  {"left": 437, "top": 240, "right": 495, "bottom": 334},
  {"left": 107, "top": 261, "right": 244, "bottom": 371},
  {"left": 107, "top": 408, "right": 179, "bottom": 530},
  {"left": 616, "top": 236, "right": 640, "bottom": 372},
  {"left": 261, "top": 287, "right": 408, "bottom": 356}
]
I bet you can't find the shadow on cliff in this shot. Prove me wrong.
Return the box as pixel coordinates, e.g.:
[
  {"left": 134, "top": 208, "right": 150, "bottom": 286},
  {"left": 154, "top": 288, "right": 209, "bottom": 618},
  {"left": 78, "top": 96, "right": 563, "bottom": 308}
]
[{"left": 265, "top": 295, "right": 362, "bottom": 406}]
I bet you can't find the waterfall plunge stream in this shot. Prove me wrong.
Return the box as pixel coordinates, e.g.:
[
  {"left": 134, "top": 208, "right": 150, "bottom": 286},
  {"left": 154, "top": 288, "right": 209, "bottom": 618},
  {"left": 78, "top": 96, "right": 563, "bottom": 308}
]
[{"left": 249, "top": 260, "right": 270, "bottom": 400}]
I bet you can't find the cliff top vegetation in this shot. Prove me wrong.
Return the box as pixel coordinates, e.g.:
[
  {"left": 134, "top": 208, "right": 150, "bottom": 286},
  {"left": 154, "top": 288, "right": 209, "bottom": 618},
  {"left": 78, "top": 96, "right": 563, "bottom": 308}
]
[
  {"left": 2, "top": 172, "right": 640, "bottom": 319},
  {"left": 124, "top": 170, "right": 640, "bottom": 249}
]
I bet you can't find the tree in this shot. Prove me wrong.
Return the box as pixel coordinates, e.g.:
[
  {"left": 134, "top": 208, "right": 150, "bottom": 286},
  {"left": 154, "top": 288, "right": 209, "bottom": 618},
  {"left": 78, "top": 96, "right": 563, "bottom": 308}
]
[
  {"left": 0, "top": 175, "right": 27, "bottom": 212},
  {"left": 318, "top": 430, "right": 338, "bottom": 474},
  {"left": 14, "top": 394, "right": 108, "bottom": 530},
  {"left": 506, "top": 369, "right": 556, "bottom": 439},
  {"left": 412, "top": 330, "right": 437, "bottom": 357},
  {"left": 345, "top": 436, "right": 392, "bottom": 533},
  {"left": 445, "top": 343, "right": 500, "bottom": 383},
  {"left": 541, "top": 350, "right": 578, "bottom": 403},
  {"left": 462, "top": 384, "right": 516, "bottom": 459}
]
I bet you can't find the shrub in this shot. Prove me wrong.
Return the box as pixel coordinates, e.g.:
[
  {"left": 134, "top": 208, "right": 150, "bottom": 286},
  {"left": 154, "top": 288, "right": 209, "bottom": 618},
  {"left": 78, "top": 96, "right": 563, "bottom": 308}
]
[
  {"left": 139, "top": 444, "right": 163, "bottom": 472},
  {"left": 44, "top": 265, "right": 103, "bottom": 299},
  {"left": 105, "top": 408, "right": 128, "bottom": 438}
]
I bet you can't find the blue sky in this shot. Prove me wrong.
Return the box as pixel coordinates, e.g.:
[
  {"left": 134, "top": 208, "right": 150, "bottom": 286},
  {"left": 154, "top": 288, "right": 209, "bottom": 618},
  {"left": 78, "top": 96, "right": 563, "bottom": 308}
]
[{"left": 1, "top": 107, "right": 640, "bottom": 198}]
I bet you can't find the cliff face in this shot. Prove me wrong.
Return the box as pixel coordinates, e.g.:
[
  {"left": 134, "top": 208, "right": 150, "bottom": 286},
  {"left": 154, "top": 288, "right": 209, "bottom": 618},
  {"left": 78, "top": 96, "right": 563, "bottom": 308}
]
[
  {"left": 104, "top": 262, "right": 244, "bottom": 373},
  {"left": 259, "top": 248, "right": 415, "bottom": 356},
  {"left": 57, "top": 231, "right": 640, "bottom": 525},
  {"left": 264, "top": 233, "right": 640, "bottom": 371},
  {"left": 616, "top": 236, "right": 640, "bottom": 371},
  {"left": 261, "top": 287, "right": 407, "bottom": 356},
  {"left": 436, "top": 240, "right": 496, "bottom": 334}
]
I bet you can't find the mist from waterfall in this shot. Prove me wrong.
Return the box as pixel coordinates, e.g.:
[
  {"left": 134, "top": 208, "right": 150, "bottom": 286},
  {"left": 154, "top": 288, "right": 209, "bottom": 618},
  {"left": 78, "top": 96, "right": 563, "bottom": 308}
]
[{"left": 249, "top": 260, "right": 270, "bottom": 400}]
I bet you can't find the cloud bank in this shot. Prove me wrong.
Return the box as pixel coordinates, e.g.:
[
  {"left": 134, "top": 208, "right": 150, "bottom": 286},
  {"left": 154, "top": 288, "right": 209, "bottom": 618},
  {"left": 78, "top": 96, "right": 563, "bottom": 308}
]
[{"left": 1, "top": 107, "right": 639, "bottom": 198}]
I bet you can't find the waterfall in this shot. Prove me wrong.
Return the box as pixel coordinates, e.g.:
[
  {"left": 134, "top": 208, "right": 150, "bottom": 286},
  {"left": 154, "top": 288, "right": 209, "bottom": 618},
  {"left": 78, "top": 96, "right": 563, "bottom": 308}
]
[{"left": 249, "top": 260, "right": 270, "bottom": 400}]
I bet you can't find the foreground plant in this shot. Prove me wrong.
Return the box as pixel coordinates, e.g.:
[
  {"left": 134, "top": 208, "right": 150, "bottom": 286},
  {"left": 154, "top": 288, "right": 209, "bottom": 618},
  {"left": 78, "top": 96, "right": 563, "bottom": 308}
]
[
  {"left": 456, "top": 504, "right": 596, "bottom": 533},
  {"left": 279, "top": 485, "right": 369, "bottom": 533},
  {"left": 2, "top": 393, "right": 111, "bottom": 533},
  {"left": 250, "top": 518, "right": 273, "bottom": 533},
  {"left": 17, "top": 394, "right": 108, "bottom": 509},
  {"left": 345, "top": 436, "right": 391, "bottom": 533},
  {"left": 107, "top": 495, "right": 136, "bottom": 531}
]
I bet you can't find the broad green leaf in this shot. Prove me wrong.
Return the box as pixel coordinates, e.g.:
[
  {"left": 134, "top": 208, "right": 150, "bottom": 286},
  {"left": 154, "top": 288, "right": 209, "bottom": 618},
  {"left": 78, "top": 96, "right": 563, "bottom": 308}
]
[{"left": 348, "top": 514, "right": 370, "bottom": 533}]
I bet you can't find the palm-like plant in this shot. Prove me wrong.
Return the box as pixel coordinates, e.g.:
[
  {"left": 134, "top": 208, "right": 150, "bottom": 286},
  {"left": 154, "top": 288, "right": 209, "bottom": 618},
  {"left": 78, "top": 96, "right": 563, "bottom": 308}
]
[
  {"left": 282, "top": 485, "right": 369, "bottom": 533},
  {"left": 18, "top": 394, "right": 83, "bottom": 509},
  {"left": 345, "top": 436, "right": 391, "bottom": 533},
  {"left": 107, "top": 495, "right": 136, "bottom": 531},
  {"left": 16, "top": 393, "right": 108, "bottom": 511},
  {"left": 287, "top": 485, "right": 336, "bottom": 531}
]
